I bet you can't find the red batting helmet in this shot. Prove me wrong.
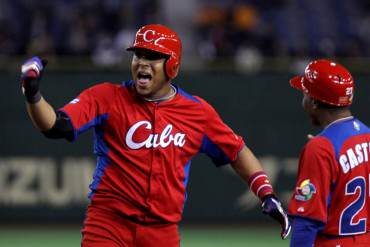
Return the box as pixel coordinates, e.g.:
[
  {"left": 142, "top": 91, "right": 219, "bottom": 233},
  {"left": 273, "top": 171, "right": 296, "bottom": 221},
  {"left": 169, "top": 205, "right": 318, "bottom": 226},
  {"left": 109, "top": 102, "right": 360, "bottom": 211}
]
[
  {"left": 290, "top": 59, "right": 354, "bottom": 106},
  {"left": 127, "top": 24, "right": 182, "bottom": 79}
]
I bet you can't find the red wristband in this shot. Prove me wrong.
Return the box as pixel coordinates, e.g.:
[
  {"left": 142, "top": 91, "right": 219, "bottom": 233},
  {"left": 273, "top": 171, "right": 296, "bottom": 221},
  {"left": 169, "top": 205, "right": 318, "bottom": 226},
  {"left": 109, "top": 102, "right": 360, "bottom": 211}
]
[{"left": 248, "top": 171, "right": 274, "bottom": 200}]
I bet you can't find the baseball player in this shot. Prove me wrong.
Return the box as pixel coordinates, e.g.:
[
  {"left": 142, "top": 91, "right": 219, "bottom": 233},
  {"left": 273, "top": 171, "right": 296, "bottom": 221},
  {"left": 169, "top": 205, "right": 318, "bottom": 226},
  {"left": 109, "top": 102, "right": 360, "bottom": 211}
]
[
  {"left": 21, "top": 24, "right": 290, "bottom": 246},
  {"left": 288, "top": 59, "right": 370, "bottom": 246}
]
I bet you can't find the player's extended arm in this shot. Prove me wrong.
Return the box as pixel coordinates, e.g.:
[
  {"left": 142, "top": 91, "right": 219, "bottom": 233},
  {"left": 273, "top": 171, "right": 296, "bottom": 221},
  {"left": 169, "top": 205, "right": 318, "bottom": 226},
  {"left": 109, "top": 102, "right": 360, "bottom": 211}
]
[
  {"left": 21, "top": 57, "right": 56, "bottom": 131},
  {"left": 231, "top": 146, "right": 265, "bottom": 181},
  {"left": 231, "top": 147, "right": 291, "bottom": 239},
  {"left": 26, "top": 98, "right": 56, "bottom": 131}
]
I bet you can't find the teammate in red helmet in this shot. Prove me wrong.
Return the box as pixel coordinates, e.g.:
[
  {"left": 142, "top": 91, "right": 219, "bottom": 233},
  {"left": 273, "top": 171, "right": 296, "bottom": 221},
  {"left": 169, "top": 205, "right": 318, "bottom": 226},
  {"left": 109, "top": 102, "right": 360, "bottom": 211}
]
[
  {"left": 288, "top": 59, "right": 370, "bottom": 247},
  {"left": 20, "top": 24, "right": 290, "bottom": 246}
]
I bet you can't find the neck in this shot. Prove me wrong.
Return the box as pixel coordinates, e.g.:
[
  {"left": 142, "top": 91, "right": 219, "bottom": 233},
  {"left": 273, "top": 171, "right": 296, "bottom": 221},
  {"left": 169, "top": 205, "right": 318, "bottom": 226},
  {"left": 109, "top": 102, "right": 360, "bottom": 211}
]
[
  {"left": 143, "top": 84, "right": 177, "bottom": 102},
  {"left": 319, "top": 110, "right": 352, "bottom": 129}
]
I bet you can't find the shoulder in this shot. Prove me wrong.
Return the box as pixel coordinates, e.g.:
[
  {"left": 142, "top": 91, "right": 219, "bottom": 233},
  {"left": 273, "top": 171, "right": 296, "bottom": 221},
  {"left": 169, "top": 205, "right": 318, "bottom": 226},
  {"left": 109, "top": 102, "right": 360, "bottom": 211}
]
[
  {"left": 192, "top": 96, "right": 223, "bottom": 119},
  {"left": 174, "top": 85, "right": 220, "bottom": 116},
  {"left": 86, "top": 82, "right": 119, "bottom": 94},
  {"left": 306, "top": 136, "right": 332, "bottom": 148},
  {"left": 175, "top": 87, "right": 209, "bottom": 110},
  {"left": 302, "top": 136, "right": 334, "bottom": 156},
  {"left": 81, "top": 82, "right": 121, "bottom": 101},
  {"left": 176, "top": 86, "right": 202, "bottom": 104},
  {"left": 189, "top": 95, "right": 217, "bottom": 112}
]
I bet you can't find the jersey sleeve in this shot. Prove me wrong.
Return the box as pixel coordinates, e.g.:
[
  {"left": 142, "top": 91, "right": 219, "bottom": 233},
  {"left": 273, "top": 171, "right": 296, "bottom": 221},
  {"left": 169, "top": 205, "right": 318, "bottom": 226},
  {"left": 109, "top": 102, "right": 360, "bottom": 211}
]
[
  {"left": 288, "top": 137, "right": 336, "bottom": 223},
  {"left": 197, "top": 97, "right": 245, "bottom": 166},
  {"left": 59, "top": 82, "right": 116, "bottom": 141},
  {"left": 290, "top": 216, "right": 324, "bottom": 247}
]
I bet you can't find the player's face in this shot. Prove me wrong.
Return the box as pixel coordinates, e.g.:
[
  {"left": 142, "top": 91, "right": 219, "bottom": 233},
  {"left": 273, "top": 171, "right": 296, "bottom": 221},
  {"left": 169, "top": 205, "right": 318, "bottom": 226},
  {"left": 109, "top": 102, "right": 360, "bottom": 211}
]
[
  {"left": 131, "top": 49, "right": 170, "bottom": 99},
  {"left": 302, "top": 94, "right": 320, "bottom": 126}
]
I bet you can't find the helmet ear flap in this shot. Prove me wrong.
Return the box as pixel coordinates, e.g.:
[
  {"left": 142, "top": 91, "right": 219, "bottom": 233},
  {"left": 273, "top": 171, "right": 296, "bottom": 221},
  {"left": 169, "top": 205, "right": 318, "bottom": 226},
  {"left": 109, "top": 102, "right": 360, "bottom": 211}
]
[{"left": 165, "top": 56, "right": 179, "bottom": 79}]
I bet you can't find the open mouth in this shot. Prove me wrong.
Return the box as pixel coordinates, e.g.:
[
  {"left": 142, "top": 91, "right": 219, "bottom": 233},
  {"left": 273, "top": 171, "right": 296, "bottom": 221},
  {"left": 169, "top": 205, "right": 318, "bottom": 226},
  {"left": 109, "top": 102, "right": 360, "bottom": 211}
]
[{"left": 137, "top": 72, "right": 152, "bottom": 82}]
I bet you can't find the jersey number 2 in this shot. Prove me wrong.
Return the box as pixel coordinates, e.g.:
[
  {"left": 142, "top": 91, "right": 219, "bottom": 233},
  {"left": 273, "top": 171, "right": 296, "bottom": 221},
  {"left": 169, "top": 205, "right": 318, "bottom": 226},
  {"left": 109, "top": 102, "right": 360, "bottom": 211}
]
[{"left": 339, "top": 176, "right": 367, "bottom": 235}]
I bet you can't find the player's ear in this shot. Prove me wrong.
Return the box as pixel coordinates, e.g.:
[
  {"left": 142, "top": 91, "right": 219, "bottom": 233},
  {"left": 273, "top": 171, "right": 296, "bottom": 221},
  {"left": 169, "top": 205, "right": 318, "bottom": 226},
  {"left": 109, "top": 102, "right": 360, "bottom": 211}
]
[
  {"left": 311, "top": 99, "right": 319, "bottom": 109},
  {"left": 172, "top": 64, "right": 180, "bottom": 78}
]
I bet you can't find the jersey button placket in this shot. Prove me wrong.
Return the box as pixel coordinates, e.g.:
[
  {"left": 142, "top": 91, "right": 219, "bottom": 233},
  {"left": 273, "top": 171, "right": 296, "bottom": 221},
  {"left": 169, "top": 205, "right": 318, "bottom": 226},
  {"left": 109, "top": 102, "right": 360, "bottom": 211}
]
[
  {"left": 153, "top": 105, "right": 163, "bottom": 201},
  {"left": 148, "top": 104, "right": 159, "bottom": 206}
]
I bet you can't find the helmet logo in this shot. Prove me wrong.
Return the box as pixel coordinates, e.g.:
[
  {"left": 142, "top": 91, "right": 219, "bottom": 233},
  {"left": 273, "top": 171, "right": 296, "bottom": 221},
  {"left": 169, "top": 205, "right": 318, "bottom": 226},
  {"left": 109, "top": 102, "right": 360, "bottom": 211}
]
[
  {"left": 142, "top": 30, "right": 156, "bottom": 43},
  {"left": 141, "top": 30, "right": 166, "bottom": 48},
  {"left": 345, "top": 87, "right": 353, "bottom": 96},
  {"left": 306, "top": 69, "right": 318, "bottom": 81},
  {"left": 154, "top": 37, "right": 165, "bottom": 46}
]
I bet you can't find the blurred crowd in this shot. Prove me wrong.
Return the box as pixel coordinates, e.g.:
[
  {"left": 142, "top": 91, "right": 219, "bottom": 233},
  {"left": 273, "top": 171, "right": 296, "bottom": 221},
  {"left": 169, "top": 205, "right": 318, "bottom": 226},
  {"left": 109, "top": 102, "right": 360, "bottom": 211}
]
[
  {"left": 194, "top": 0, "right": 370, "bottom": 61},
  {"left": 0, "top": 0, "right": 159, "bottom": 66},
  {"left": 1, "top": 0, "right": 370, "bottom": 67}
]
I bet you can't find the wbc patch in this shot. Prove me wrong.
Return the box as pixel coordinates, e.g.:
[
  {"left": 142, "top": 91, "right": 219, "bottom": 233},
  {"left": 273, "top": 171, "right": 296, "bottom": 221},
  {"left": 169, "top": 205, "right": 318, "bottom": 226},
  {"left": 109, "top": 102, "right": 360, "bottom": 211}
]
[
  {"left": 69, "top": 98, "right": 80, "bottom": 104},
  {"left": 295, "top": 179, "right": 316, "bottom": 201}
]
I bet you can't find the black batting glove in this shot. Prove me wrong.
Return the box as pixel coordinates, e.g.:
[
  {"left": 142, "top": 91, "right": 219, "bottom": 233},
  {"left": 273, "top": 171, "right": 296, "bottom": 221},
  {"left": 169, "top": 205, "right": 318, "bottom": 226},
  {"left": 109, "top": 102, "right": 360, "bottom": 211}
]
[
  {"left": 262, "top": 194, "right": 291, "bottom": 239},
  {"left": 21, "top": 56, "right": 48, "bottom": 103}
]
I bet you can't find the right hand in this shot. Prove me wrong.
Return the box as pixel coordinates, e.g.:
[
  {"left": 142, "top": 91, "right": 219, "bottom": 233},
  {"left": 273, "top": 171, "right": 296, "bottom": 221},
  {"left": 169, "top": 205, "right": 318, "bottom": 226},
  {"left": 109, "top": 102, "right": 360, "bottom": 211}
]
[
  {"left": 262, "top": 195, "right": 291, "bottom": 239},
  {"left": 21, "top": 56, "right": 48, "bottom": 103}
]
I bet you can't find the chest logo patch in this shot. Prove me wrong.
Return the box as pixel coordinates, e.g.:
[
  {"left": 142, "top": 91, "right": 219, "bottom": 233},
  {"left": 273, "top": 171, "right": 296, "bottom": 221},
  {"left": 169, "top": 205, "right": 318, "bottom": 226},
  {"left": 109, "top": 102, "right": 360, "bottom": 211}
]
[
  {"left": 125, "top": 120, "right": 186, "bottom": 149},
  {"left": 295, "top": 179, "right": 316, "bottom": 202}
]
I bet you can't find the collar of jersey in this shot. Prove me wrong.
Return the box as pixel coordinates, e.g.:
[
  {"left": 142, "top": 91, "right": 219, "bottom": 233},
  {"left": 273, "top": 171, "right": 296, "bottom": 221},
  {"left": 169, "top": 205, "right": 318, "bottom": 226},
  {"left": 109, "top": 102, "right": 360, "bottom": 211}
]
[
  {"left": 123, "top": 80, "right": 180, "bottom": 105},
  {"left": 323, "top": 116, "right": 354, "bottom": 130}
]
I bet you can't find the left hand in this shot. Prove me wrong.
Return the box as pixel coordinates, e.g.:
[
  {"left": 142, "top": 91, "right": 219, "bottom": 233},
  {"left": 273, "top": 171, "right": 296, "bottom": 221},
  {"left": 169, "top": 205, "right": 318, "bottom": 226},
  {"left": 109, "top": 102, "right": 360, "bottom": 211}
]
[
  {"left": 20, "top": 56, "right": 48, "bottom": 103},
  {"left": 262, "top": 195, "right": 291, "bottom": 239}
]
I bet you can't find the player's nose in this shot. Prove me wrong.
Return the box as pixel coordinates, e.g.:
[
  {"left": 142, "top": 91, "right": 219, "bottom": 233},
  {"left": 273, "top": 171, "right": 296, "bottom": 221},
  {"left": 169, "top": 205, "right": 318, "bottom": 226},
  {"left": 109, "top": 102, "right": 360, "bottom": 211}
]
[
  {"left": 137, "top": 62, "right": 152, "bottom": 72},
  {"left": 136, "top": 55, "right": 151, "bottom": 65},
  {"left": 137, "top": 59, "right": 151, "bottom": 69}
]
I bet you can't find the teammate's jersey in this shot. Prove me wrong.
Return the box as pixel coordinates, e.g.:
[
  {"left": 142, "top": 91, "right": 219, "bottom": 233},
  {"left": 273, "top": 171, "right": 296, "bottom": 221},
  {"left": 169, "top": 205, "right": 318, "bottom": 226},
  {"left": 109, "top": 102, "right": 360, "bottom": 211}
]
[
  {"left": 288, "top": 117, "right": 370, "bottom": 236},
  {"left": 61, "top": 81, "right": 244, "bottom": 224}
]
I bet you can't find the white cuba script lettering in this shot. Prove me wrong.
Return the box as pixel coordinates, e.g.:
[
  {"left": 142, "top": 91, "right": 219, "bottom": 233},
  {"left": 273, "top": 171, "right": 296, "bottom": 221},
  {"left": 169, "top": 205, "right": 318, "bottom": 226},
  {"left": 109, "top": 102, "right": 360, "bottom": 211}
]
[{"left": 126, "top": 121, "right": 186, "bottom": 149}]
